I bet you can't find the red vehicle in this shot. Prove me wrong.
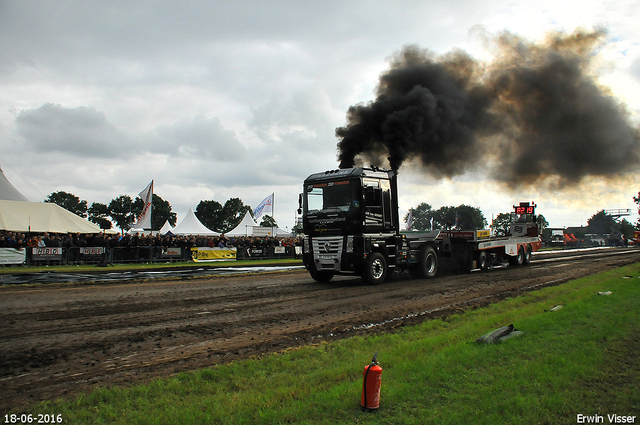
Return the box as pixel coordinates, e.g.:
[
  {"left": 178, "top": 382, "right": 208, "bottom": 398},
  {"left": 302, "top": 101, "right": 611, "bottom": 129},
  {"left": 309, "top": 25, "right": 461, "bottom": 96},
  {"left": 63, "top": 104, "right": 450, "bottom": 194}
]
[{"left": 299, "top": 167, "right": 541, "bottom": 284}]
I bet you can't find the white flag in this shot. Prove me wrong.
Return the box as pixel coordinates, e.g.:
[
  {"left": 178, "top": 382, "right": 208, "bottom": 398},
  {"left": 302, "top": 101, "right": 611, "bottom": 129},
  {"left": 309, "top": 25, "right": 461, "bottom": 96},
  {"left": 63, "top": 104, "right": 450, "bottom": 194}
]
[
  {"left": 134, "top": 180, "right": 153, "bottom": 229},
  {"left": 254, "top": 193, "right": 274, "bottom": 219},
  {"left": 406, "top": 209, "right": 413, "bottom": 230}
]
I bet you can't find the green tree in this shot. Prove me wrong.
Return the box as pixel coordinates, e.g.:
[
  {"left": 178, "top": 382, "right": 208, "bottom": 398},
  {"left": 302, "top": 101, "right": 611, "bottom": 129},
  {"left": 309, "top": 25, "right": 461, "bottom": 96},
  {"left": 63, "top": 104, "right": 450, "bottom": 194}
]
[
  {"left": 433, "top": 205, "right": 486, "bottom": 230},
  {"left": 195, "top": 200, "right": 224, "bottom": 232},
  {"left": 88, "top": 202, "right": 112, "bottom": 230},
  {"left": 45, "top": 191, "right": 88, "bottom": 217},
  {"left": 492, "top": 213, "right": 512, "bottom": 236},
  {"left": 587, "top": 210, "right": 617, "bottom": 235},
  {"left": 537, "top": 214, "right": 549, "bottom": 234},
  {"left": 132, "top": 194, "right": 177, "bottom": 230},
  {"left": 291, "top": 222, "right": 303, "bottom": 234},
  {"left": 405, "top": 204, "right": 486, "bottom": 230},
  {"left": 433, "top": 205, "right": 456, "bottom": 229},
  {"left": 260, "top": 215, "right": 277, "bottom": 227},
  {"left": 221, "top": 198, "right": 252, "bottom": 232},
  {"left": 454, "top": 205, "right": 487, "bottom": 230},
  {"left": 195, "top": 198, "right": 252, "bottom": 233},
  {"left": 620, "top": 218, "right": 635, "bottom": 239},
  {"left": 108, "top": 195, "right": 136, "bottom": 232},
  {"left": 403, "top": 203, "right": 434, "bottom": 231}
]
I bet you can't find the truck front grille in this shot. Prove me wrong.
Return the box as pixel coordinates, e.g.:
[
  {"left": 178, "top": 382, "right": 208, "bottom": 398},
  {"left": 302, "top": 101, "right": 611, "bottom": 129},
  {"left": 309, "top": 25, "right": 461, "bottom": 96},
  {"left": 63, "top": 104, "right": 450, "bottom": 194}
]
[{"left": 312, "top": 236, "right": 343, "bottom": 271}]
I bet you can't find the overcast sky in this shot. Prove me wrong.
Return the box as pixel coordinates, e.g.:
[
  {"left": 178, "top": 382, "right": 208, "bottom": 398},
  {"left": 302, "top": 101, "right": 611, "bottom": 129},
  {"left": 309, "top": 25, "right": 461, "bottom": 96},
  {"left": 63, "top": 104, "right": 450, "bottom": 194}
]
[{"left": 1, "top": 0, "right": 639, "bottom": 230}]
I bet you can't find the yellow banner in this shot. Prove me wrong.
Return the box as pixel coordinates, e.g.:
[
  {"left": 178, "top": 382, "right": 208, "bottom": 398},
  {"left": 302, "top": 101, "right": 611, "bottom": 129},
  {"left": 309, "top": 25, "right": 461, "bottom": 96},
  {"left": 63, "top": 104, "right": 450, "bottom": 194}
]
[
  {"left": 191, "top": 247, "right": 237, "bottom": 261},
  {"left": 476, "top": 230, "right": 491, "bottom": 239}
]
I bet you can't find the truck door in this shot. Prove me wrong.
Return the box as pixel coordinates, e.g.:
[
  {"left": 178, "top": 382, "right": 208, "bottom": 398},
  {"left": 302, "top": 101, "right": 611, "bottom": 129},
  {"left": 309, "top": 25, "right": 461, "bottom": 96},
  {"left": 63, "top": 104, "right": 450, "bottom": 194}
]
[{"left": 363, "top": 178, "right": 384, "bottom": 228}]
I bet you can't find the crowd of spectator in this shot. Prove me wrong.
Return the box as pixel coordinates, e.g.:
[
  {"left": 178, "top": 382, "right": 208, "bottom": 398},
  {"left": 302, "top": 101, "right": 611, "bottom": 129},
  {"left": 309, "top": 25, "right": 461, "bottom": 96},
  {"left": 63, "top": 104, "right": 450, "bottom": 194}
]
[
  {"left": 0, "top": 230, "right": 302, "bottom": 263},
  {"left": 1, "top": 230, "right": 301, "bottom": 248}
]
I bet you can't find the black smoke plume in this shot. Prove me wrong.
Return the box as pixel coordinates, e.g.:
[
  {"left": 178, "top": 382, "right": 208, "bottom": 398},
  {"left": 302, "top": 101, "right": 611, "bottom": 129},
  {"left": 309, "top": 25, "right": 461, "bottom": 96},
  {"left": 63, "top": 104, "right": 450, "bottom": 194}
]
[{"left": 336, "top": 29, "right": 640, "bottom": 186}]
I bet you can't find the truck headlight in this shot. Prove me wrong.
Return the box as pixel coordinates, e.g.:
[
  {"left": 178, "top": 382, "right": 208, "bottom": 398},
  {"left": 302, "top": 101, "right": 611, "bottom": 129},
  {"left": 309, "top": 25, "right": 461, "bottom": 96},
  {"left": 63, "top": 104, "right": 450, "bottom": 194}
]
[
  {"left": 346, "top": 236, "right": 354, "bottom": 253},
  {"left": 303, "top": 236, "right": 310, "bottom": 253}
]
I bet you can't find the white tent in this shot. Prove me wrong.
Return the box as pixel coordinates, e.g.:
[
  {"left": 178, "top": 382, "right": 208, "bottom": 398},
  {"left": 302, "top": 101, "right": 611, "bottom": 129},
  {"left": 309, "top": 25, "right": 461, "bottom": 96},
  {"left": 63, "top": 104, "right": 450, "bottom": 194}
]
[
  {"left": 171, "top": 208, "right": 219, "bottom": 236},
  {"left": 0, "top": 164, "right": 104, "bottom": 234},
  {"left": 0, "top": 200, "right": 103, "bottom": 233},
  {"left": 275, "top": 227, "right": 293, "bottom": 237},
  {"left": 0, "top": 165, "right": 29, "bottom": 202},
  {"left": 225, "top": 211, "right": 258, "bottom": 236},
  {"left": 159, "top": 220, "right": 174, "bottom": 235}
]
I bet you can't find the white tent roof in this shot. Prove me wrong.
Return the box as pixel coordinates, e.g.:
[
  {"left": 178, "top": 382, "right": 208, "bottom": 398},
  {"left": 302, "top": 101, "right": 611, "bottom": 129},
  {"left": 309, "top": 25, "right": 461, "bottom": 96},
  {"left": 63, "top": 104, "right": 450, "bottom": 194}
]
[
  {"left": 275, "top": 227, "right": 293, "bottom": 237},
  {"left": 0, "top": 165, "right": 29, "bottom": 202},
  {"left": 0, "top": 200, "right": 103, "bottom": 233},
  {"left": 171, "top": 208, "right": 219, "bottom": 236},
  {"left": 225, "top": 211, "right": 258, "bottom": 236},
  {"left": 159, "top": 220, "right": 174, "bottom": 235}
]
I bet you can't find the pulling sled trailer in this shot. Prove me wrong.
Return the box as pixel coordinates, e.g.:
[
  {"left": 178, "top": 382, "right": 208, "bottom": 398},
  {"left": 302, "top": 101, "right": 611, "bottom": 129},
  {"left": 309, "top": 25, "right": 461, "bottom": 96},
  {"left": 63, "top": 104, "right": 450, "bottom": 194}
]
[{"left": 299, "top": 166, "right": 541, "bottom": 284}]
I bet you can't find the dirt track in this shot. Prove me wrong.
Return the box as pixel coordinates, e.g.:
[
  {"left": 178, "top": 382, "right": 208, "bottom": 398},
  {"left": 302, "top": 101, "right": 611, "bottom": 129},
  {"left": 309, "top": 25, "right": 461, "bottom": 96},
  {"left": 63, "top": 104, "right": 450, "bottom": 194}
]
[{"left": 2, "top": 248, "right": 639, "bottom": 412}]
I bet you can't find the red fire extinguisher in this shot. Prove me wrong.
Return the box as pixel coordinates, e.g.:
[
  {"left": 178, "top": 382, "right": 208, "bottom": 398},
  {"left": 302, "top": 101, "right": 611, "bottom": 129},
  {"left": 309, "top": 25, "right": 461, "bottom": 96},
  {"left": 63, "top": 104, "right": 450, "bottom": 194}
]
[{"left": 361, "top": 352, "right": 382, "bottom": 411}]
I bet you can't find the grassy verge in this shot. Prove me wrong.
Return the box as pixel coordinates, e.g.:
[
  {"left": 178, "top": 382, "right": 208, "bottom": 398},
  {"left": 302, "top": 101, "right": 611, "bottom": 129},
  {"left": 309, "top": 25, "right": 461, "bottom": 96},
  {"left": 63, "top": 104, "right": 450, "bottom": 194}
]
[{"left": 23, "top": 263, "right": 640, "bottom": 424}]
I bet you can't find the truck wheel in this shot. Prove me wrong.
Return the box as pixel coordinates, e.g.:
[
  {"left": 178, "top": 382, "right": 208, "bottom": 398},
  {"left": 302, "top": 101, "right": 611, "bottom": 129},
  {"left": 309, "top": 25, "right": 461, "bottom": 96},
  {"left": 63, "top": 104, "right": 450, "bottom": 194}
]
[
  {"left": 416, "top": 246, "right": 438, "bottom": 278},
  {"left": 309, "top": 268, "right": 334, "bottom": 283},
  {"left": 477, "top": 251, "right": 488, "bottom": 270},
  {"left": 509, "top": 246, "right": 525, "bottom": 266},
  {"left": 523, "top": 245, "right": 532, "bottom": 265},
  {"left": 362, "top": 252, "right": 387, "bottom": 285}
]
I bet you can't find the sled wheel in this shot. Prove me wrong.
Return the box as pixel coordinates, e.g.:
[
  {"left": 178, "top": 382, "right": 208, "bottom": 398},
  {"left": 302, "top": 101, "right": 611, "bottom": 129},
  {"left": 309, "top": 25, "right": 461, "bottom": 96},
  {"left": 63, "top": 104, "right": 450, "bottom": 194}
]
[{"left": 523, "top": 245, "right": 532, "bottom": 265}]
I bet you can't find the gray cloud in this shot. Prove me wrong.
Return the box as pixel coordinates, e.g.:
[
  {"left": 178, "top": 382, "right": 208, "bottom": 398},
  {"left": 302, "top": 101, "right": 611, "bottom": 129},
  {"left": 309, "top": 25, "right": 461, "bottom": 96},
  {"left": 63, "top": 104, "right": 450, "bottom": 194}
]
[
  {"left": 15, "top": 103, "right": 124, "bottom": 157},
  {"left": 1, "top": 0, "right": 639, "bottom": 228},
  {"left": 151, "top": 116, "right": 246, "bottom": 161}
]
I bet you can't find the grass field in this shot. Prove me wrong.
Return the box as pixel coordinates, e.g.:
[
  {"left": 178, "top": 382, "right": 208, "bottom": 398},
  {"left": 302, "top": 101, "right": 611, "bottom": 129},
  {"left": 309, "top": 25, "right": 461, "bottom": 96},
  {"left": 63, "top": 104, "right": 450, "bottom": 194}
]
[{"left": 16, "top": 263, "right": 640, "bottom": 424}]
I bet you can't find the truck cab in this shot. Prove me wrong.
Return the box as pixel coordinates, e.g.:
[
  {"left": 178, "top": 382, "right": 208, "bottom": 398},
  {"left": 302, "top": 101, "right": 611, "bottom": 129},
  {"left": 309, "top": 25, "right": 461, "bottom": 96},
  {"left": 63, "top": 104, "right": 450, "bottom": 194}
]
[
  {"left": 302, "top": 167, "right": 398, "bottom": 236},
  {"left": 300, "top": 167, "right": 405, "bottom": 283}
]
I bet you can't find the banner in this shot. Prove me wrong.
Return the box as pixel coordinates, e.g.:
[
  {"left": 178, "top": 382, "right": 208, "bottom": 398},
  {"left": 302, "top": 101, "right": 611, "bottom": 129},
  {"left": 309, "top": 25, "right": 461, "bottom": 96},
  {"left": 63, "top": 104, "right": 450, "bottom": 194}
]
[
  {"left": 191, "top": 247, "right": 237, "bottom": 261},
  {"left": 161, "top": 247, "right": 182, "bottom": 257},
  {"left": 253, "top": 193, "right": 273, "bottom": 219},
  {"left": 80, "top": 247, "right": 105, "bottom": 255},
  {"left": 252, "top": 226, "right": 275, "bottom": 237},
  {"left": 405, "top": 209, "right": 413, "bottom": 230},
  {"left": 134, "top": 180, "right": 153, "bottom": 229},
  {"left": 32, "top": 247, "right": 62, "bottom": 260},
  {"left": 0, "top": 248, "right": 26, "bottom": 265}
]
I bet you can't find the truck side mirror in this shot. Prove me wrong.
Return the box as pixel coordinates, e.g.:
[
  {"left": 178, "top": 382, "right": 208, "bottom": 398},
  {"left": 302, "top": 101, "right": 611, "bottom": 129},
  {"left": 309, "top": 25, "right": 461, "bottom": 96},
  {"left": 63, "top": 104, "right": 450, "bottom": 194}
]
[{"left": 297, "top": 193, "right": 303, "bottom": 215}]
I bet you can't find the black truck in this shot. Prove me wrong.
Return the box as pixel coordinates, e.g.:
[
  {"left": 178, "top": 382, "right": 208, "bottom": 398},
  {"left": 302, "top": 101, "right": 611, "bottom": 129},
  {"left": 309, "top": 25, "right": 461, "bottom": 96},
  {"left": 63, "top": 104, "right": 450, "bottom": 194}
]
[{"left": 299, "top": 166, "right": 541, "bottom": 284}]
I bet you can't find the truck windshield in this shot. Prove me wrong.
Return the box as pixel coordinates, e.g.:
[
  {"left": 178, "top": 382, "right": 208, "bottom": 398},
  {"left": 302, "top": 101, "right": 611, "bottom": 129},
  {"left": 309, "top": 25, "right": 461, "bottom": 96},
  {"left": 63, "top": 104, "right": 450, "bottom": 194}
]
[{"left": 306, "top": 180, "right": 356, "bottom": 213}]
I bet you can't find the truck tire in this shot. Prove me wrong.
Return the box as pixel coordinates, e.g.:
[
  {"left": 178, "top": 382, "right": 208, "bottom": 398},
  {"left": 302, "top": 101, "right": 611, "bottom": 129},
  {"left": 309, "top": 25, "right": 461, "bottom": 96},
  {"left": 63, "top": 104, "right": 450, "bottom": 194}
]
[
  {"left": 309, "top": 268, "right": 334, "bottom": 283},
  {"left": 523, "top": 244, "right": 532, "bottom": 265},
  {"left": 415, "top": 246, "right": 438, "bottom": 278},
  {"left": 509, "top": 246, "right": 525, "bottom": 266},
  {"left": 362, "top": 252, "right": 387, "bottom": 285},
  {"left": 477, "top": 251, "right": 488, "bottom": 270}
]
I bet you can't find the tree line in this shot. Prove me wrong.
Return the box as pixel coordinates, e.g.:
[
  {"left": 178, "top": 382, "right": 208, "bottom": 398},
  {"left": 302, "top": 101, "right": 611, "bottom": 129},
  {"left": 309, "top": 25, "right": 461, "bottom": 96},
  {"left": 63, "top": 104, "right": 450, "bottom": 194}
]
[
  {"left": 404, "top": 203, "right": 488, "bottom": 231},
  {"left": 45, "top": 189, "right": 640, "bottom": 236},
  {"left": 404, "top": 194, "right": 640, "bottom": 240},
  {"left": 44, "top": 191, "right": 275, "bottom": 233}
]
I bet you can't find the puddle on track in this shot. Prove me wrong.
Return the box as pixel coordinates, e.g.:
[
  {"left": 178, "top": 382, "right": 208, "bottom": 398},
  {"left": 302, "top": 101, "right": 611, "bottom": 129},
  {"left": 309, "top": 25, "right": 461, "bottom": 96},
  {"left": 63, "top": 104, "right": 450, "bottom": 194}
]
[{"left": 0, "top": 265, "right": 306, "bottom": 285}]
